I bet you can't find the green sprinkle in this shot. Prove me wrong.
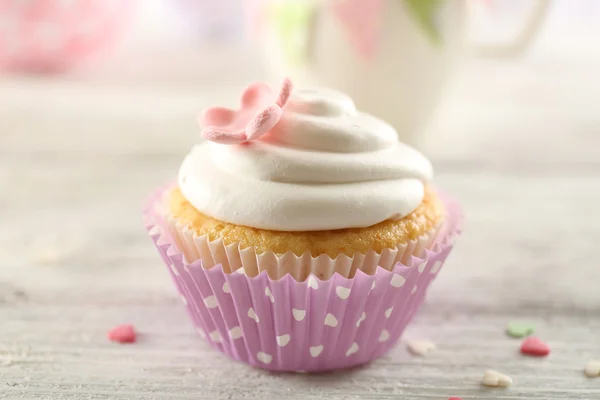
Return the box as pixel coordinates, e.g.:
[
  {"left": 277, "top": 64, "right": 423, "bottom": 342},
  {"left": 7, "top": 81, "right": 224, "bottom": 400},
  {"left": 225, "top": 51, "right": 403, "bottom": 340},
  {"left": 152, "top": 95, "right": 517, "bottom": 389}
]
[
  {"left": 506, "top": 321, "right": 535, "bottom": 338},
  {"left": 403, "top": 0, "right": 445, "bottom": 45}
]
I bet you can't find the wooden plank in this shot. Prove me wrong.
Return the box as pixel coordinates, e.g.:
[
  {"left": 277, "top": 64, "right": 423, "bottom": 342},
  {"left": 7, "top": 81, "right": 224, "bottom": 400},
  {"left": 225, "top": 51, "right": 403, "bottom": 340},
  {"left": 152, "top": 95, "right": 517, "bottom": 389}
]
[{"left": 1, "top": 58, "right": 599, "bottom": 399}]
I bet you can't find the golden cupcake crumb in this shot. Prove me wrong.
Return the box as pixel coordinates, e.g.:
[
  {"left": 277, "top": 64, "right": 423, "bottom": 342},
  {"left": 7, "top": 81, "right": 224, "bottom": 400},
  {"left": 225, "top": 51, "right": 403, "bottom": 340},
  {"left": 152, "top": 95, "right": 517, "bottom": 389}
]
[{"left": 168, "top": 186, "right": 444, "bottom": 258}]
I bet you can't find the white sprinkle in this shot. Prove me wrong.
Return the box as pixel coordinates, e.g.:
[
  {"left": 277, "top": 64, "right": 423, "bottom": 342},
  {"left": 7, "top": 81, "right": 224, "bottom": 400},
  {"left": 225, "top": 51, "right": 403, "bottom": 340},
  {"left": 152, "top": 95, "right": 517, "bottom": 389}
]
[
  {"left": 584, "top": 360, "right": 600, "bottom": 378},
  {"left": 481, "top": 369, "right": 512, "bottom": 387},
  {"left": 406, "top": 340, "right": 436, "bottom": 356}
]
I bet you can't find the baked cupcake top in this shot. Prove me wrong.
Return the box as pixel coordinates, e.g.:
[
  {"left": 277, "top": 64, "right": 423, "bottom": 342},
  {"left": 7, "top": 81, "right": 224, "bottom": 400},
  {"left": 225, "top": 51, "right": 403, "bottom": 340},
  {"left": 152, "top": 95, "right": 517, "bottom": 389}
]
[{"left": 179, "top": 79, "right": 433, "bottom": 232}]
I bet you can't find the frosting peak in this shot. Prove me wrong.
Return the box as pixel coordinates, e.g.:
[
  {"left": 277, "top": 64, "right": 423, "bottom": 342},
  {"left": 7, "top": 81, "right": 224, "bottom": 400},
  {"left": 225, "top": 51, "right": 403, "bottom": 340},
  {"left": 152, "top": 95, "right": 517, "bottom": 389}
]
[
  {"left": 179, "top": 83, "right": 433, "bottom": 231},
  {"left": 269, "top": 88, "right": 398, "bottom": 153}
]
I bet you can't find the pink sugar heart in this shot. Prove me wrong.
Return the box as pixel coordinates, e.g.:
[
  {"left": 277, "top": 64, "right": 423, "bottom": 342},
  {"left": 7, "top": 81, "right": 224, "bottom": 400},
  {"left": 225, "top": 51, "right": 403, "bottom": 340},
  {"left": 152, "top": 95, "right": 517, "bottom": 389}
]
[
  {"left": 520, "top": 336, "right": 550, "bottom": 357},
  {"left": 107, "top": 324, "right": 137, "bottom": 344}
]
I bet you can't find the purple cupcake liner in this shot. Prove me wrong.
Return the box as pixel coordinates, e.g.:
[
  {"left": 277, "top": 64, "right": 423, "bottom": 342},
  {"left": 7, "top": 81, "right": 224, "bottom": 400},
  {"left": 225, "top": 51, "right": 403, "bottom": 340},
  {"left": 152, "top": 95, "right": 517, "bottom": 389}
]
[{"left": 143, "top": 186, "right": 462, "bottom": 372}]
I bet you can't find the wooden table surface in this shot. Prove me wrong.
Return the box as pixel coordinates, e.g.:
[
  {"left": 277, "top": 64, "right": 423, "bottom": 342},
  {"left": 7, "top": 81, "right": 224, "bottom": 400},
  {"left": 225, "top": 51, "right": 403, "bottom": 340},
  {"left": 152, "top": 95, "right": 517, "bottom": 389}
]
[{"left": 1, "top": 55, "right": 599, "bottom": 399}]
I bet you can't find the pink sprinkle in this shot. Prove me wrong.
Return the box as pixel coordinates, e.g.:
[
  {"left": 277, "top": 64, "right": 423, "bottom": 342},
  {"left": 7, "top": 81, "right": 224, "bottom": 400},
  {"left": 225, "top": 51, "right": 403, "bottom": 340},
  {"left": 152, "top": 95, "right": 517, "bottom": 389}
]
[
  {"left": 107, "top": 324, "right": 137, "bottom": 344},
  {"left": 520, "top": 336, "right": 550, "bottom": 357}
]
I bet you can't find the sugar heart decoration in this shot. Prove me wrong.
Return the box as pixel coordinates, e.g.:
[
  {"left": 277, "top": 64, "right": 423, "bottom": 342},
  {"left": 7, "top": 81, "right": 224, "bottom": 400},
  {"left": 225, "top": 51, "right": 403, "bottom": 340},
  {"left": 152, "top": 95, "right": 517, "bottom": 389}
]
[
  {"left": 107, "top": 324, "right": 136, "bottom": 344},
  {"left": 520, "top": 337, "right": 550, "bottom": 357},
  {"left": 506, "top": 321, "right": 535, "bottom": 338},
  {"left": 481, "top": 369, "right": 512, "bottom": 387},
  {"left": 406, "top": 340, "right": 436, "bottom": 356},
  {"left": 584, "top": 360, "right": 600, "bottom": 378}
]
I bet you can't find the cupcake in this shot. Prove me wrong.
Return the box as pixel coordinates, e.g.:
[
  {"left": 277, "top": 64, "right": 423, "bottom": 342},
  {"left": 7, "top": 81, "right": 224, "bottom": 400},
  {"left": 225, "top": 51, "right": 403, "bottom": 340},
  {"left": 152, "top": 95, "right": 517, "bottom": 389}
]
[{"left": 144, "top": 78, "right": 462, "bottom": 372}]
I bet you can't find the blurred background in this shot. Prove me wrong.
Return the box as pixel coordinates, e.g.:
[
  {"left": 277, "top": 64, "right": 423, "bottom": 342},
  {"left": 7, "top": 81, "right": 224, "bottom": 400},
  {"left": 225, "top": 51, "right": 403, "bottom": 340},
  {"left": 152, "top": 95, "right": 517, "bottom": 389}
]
[
  {"left": 1, "top": 0, "right": 599, "bottom": 152},
  {"left": 1, "top": 0, "right": 599, "bottom": 279}
]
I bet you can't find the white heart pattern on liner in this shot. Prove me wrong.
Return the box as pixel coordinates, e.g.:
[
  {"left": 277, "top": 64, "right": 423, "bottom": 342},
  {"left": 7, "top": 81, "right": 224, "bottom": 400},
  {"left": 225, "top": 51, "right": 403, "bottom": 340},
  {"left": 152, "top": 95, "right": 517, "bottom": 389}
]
[
  {"left": 370, "top": 281, "right": 376, "bottom": 292},
  {"left": 169, "top": 263, "right": 180, "bottom": 276},
  {"left": 257, "top": 352, "right": 272, "bottom": 364},
  {"left": 203, "top": 295, "right": 218, "bottom": 309},
  {"left": 265, "top": 287, "right": 275, "bottom": 303},
  {"left": 356, "top": 312, "right": 367, "bottom": 327},
  {"left": 229, "top": 326, "right": 243, "bottom": 340},
  {"left": 345, "top": 342, "right": 359, "bottom": 356},
  {"left": 324, "top": 313, "right": 338, "bottom": 327},
  {"left": 335, "top": 286, "right": 351, "bottom": 299},
  {"left": 430, "top": 260, "right": 443, "bottom": 274},
  {"left": 209, "top": 330, "right": 222, "bottom": 343},
  {"left": 390, "top": 275, "right": 406, "bottom": 288},
  {"left": 406, "top": 340, "right": 436, "bottom": 356},
  {"left": 481, "top": 370, "right": 513, "bottom": 387},
  {"left": 310, "top": 345, "right": 324, "bottom": 357},
  {"left": 235, "top": 268, "right": 246, "bottom": 274},
  {"left": 417, "top": 261, "right": 427, "bottom": 273},
  {"left": 276, "top": 334, "right": 291, "bottom": 347},
  {"left": 384, "top": 307, "right": 394, "bottom": 318},
  {"left": 248, "top": 307, "right": 260, "bottom": 323},
  {"left": 196, "top": 327, "right": 206, "bottom": 339},
  {"left": 292, "top": 308, "right": 306, "bottom": 321},
  {"left": 378, "top": 330, "right": 390, "bottom": 342},
  {"left": 411, "top": 285, "right": 418, "bottom": 295},
  {"left": 222, "top": 282, "right": 230, "bottom": 294},
  {"left": 307, "top": 275, "right": 319, "bottom": 289},
  {"left": 584, "top": 360, "right": 600, "bottom": 378},
  {"left": 180, "top": 295, "right": 188, "bottom": 306}
]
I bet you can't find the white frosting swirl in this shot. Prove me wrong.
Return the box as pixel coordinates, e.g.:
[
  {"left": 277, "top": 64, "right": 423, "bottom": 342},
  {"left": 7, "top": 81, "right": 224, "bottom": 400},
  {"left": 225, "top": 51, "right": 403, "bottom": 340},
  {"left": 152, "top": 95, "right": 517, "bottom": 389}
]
[{"left": 179, "top": 88, "right": 433, "bottom": 231}]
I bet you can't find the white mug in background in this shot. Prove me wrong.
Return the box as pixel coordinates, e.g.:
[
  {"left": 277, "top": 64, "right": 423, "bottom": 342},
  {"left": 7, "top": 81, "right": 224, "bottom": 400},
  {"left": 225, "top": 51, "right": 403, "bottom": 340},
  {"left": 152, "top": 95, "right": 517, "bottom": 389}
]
[{"left": 260, "top": 0, "right": 550, "bottom": 147}]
